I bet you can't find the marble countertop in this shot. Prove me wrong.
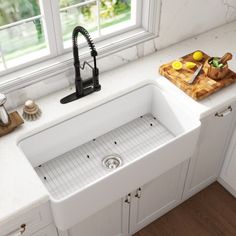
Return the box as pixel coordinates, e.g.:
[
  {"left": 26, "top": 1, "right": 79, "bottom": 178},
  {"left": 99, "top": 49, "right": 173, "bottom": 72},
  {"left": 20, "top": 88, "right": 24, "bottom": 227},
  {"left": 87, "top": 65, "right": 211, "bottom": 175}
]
[{"left": 1, "top": 21, "right": 236, "bottom": 227}]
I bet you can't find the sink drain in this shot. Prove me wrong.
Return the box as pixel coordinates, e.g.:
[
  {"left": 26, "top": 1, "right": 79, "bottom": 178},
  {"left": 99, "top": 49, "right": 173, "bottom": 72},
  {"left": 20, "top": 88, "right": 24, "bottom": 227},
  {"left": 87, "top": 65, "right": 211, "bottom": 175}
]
[{"left": 102, "top": 154, "right": 122, "bottom": 170}]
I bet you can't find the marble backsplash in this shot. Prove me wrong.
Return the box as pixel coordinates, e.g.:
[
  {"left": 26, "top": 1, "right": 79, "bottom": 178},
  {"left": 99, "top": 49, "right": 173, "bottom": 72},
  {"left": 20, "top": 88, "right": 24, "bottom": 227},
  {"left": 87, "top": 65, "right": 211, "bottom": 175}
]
[{"left": 4, "top": 0, "right": 236, "bottom": 110}]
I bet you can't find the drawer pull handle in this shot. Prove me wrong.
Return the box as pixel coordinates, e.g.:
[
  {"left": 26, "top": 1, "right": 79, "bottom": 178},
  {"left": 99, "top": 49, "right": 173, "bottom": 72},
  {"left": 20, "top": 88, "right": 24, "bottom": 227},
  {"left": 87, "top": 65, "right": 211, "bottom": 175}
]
[
  {"left": 215, "top": 106, "right": 232, "bottom": 117},
  {"left": 7, "top": 224, "right": 26, "bottom": 236},
  {"left": 125, "top": 193, "right": 131, "bottom": 204},
  {"left": 135, "top": 187, "right": 142, "bottom": 198}
]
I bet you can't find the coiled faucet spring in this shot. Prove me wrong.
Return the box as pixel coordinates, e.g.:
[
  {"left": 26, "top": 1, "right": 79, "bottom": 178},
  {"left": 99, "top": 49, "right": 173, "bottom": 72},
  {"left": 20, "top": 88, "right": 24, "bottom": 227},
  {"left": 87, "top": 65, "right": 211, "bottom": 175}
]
[{"left": 61, "top": 26, "right": 101, "bottom": 104}]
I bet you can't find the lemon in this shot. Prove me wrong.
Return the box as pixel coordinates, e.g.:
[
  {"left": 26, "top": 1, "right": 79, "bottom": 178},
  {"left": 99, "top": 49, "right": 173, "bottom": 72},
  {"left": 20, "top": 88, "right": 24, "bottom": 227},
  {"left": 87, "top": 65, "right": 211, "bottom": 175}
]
[
  {"left": 193, "top": 51, "right": 203, "bottom": 61},
  {"left": 172, "top": 61, "right": 183, "bottom": 70},
  {"left": 186, "top": 62, "right": 196, "bottom": 69}
]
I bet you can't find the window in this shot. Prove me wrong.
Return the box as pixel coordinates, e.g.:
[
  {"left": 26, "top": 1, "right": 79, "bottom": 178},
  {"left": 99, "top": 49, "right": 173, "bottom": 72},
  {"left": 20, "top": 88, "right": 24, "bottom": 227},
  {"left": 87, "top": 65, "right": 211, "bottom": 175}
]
[
  {"left": 0, "top": 1, "right": 48, "bottom": 71},
  {"left": 59, "top": 0, "right": 136, "bottom": 49},
  {"left": 0, "top": 0, "right": 160, "bottom": 77}
]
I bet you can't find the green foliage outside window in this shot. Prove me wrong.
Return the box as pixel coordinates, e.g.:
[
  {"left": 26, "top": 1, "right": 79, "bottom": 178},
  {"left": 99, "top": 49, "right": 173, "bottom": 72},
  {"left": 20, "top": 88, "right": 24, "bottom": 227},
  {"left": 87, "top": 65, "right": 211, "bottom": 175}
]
[{"left": 100, "top": 0, "right": 130, "bottom": 18}]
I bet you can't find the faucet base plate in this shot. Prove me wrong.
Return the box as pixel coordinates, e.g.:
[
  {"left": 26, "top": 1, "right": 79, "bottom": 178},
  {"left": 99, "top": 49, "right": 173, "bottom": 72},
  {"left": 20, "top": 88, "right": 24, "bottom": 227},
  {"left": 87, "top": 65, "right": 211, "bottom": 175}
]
[
  {"left": 60, "top": 92, "right": 79, "bottom": 104},
  {"left": 60, "top": 86, "right": 100, "bottom": 104}
]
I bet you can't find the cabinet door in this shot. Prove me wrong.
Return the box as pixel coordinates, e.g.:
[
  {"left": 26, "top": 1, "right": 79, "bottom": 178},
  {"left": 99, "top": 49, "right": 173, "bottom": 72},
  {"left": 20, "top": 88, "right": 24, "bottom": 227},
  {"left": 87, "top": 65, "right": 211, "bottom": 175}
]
[
  {"left": 129, "top": 161, "right": 188, "bottom": 235},
  {"left": 59, "top": 197, "right": 129, "bottom": 236},
  {"left": 219, "top": 123, "right": 236, "bottom": 197},
  {"left": 184, "top": 103, "right": 236, "bottom": 200}
]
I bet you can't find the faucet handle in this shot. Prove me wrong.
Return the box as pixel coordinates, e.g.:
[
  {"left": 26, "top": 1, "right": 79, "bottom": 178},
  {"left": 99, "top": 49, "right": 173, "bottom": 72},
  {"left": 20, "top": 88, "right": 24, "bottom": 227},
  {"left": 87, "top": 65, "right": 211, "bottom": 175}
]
[{"left": 0, "top": 93, "right": 7, "bottom": 106}]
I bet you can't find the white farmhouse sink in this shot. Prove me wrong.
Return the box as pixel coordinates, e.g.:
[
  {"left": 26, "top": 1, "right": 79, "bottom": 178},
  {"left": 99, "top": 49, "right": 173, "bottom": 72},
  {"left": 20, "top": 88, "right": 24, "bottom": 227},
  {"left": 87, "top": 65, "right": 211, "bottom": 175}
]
[{"left": 18, "top": 83, "right": 200, "bottom": 230}]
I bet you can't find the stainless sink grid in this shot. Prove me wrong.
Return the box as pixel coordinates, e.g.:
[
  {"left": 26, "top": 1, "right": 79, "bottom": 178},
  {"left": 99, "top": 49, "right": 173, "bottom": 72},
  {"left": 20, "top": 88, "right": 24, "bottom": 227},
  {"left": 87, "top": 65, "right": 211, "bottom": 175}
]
[{"left": 35, "top": 114, "right": 175, "bottom": 200}]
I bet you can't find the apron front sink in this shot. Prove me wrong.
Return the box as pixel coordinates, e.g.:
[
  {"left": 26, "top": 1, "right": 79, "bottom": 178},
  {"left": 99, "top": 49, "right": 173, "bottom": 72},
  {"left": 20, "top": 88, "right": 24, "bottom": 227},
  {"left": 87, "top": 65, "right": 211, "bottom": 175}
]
[{"left": 18, "top": 83, "right": 200, "bottom": 230}]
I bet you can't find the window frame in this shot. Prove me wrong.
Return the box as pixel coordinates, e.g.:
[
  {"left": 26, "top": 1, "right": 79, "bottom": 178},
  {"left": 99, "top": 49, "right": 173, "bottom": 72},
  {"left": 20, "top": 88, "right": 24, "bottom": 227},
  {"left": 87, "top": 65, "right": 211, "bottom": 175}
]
[{"left": 0, "top": 0, "right": 161, "bottom": 92}]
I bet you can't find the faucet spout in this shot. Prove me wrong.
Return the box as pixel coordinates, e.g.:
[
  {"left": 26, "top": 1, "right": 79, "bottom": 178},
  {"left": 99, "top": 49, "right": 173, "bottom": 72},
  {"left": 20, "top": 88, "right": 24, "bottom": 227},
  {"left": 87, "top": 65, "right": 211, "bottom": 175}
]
[
  {"left": 0, "top": 93, "right": 10, "bottom": 127},
  {"left": 60, "top": 26, "right": 101, "bottom": 104}
]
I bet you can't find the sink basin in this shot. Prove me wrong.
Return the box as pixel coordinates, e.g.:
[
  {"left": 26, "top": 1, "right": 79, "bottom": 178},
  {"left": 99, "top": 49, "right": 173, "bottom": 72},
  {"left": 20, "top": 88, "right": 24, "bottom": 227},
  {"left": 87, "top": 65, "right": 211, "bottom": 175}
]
[{"left": 18, "top": 83, "right": 200, "bottom": 230}]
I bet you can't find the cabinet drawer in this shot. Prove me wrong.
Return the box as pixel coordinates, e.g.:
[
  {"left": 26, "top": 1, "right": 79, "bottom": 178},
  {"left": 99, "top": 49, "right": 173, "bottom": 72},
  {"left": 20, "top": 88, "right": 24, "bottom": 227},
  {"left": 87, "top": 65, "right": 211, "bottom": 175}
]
[{"left": 0, "top": 202, "right": 53, "bottom": 236}]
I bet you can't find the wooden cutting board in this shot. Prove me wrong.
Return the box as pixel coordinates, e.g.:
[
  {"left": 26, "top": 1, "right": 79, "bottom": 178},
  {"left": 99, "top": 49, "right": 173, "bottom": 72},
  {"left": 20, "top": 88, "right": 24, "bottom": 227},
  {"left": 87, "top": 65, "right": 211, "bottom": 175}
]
[{"left": 159, "top": 51, "right": 236, "bottom": 100}]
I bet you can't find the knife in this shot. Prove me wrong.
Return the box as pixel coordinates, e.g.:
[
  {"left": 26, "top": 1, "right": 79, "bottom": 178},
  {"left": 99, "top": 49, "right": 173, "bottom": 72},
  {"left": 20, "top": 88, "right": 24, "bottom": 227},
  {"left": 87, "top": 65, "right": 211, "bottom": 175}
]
[{"left": 187, "top": 64, "right": 203, "bottom": 84}]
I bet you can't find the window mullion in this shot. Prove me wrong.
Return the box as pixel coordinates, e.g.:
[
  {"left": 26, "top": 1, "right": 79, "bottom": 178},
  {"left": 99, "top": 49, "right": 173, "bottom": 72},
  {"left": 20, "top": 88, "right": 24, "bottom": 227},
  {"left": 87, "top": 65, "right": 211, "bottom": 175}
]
[
  {"left": 49, "top": 0, "right": 64, "bottom": 55},
  {"left": 0, "top": 15, "right": 42, "bottom": 31},
  {"left": 39, "top": 0, "right": 59, "bottom": 56}
]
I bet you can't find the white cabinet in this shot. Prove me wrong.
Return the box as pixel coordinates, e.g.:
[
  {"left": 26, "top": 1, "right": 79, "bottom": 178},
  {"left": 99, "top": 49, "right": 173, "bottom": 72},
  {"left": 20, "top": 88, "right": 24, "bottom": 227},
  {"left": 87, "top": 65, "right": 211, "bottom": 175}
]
[
  {"left": 129, "top": 161, "right": 188, "bottom": 234},
  {"left": 59, "top": 161, "right": 188, "bottom": 236},
  {"left": 183, "top": 103, "right": 236, "bottom": 199},
  {"left": 219, "top": 123, "right": 236, "bottom": 197},
  {"left": 32, "top": 224, "right": 58, "bottom": 236},
  {"left": 58, "top": 198, "right": 129, "bottom": 236},
  {"left": 0, "top": 203, "right": 55, "bottom": 236}
]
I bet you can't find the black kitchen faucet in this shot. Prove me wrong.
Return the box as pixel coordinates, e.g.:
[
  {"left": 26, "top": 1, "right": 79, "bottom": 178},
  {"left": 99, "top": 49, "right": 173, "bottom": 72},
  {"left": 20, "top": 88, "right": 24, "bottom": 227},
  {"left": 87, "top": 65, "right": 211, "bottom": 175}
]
[{"left": 60, "top": 26, "right": 101, "bottom": 104}]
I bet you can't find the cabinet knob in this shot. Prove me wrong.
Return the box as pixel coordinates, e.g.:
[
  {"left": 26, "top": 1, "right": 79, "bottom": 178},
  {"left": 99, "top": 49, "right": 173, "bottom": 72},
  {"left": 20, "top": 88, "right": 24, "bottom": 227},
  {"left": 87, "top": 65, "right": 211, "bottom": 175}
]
[{"left": 215, "top": 106, "right": 232, "bottom": 117}]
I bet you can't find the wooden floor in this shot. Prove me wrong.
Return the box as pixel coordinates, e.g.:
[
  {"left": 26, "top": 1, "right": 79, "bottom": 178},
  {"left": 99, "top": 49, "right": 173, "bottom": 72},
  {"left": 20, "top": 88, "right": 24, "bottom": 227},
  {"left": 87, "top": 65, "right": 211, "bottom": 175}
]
[{"left": 133, "top": 182, "right": 236, "bottom": 236}]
